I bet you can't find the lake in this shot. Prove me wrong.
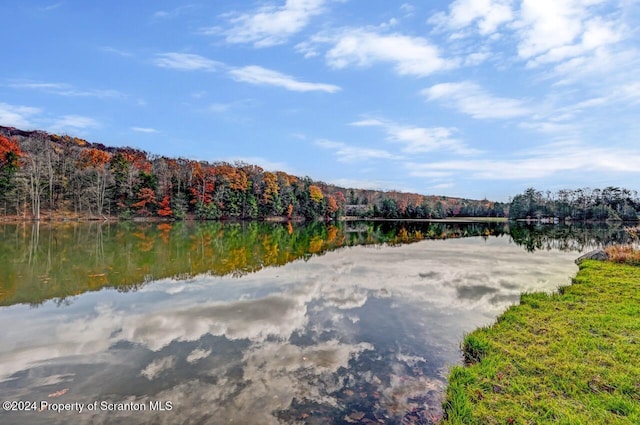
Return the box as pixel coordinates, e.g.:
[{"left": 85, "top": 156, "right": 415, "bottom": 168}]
[{"left": 0, "top": 221, "right": 631, "bottom": 424}]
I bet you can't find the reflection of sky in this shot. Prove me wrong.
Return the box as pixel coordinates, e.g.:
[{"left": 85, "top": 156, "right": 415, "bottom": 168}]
[{"left": 0, "top": 236, "right": 580, "bottom": 424}]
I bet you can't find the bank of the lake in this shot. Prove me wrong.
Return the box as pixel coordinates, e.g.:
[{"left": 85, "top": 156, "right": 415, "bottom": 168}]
[{"left": 441, "top": 260, "right": 640, "bottom": 424}]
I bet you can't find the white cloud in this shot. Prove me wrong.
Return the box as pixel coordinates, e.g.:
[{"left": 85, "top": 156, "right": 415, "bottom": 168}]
[
  {"left": 216, "top": 0, "right": 328, "bottom": 47},
  {"left": 231, "top": 156, "right": 292, "bottom": 173},
  {"left": 406, "top": 142, "right": 640, "bottom": 180},
  {"left": 9, "top": 80, "right": 124, "bottom": 99},
  {"left": 516, "top": 0, "right": 618, "bottom": 65},
  {"left": 426, "top": 0, "right": 634, "bottom": 89},
  {"left": 422, "top": 81, "right": 531, "bottom": 119},
  {"left": 430, "top": 182, "right": 455, "bottom": 190},
  {"left": 229, "top": 65, "right": 340, "bottom": 93},
  {"left": 186, "top": 348, "right": 212, "bottom": 364},
  {"left": 429, "top": 0, "right": 514, "bottom": 35},
  {"left": 315, "top": 28, "right": 456, "bottom": 77},
  {"left": 352, "top": 118, "right": 479, "bottom": 155},
  {"left": 140, "top": 356, "right": 176, "bottom": 380},
  {"left": 400, "top": 3, "right": 415, "bottom": 16},
  {"left": 154, "top": 53, "right": 221, "bottom": 71},
  {"left": 131, "top": 127, "right": 158, "bottom": 133},
  {"left": 152, "top": 5, "right": 197, "bottom": 20},
  {"left": 0, "top": 102, "right": 41, "bottom": 128},
  {"left": 40, "top": 2, "right": 63, "bottom": 12},
  {"left": 50, "top": 115, "right": 100, "bottom": 132},
  {"left": 315, "top": 139, "right": 403, "bottom": 163}
]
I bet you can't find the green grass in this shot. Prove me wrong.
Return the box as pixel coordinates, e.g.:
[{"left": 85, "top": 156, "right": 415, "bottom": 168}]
[{"left": 441, "top": 260, "right": 640, "bottom": 425}]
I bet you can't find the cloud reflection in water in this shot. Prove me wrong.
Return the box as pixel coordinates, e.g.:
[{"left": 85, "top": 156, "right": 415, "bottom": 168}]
[{"left": 0, "top": 236, "right": 579, "bottom": 424}]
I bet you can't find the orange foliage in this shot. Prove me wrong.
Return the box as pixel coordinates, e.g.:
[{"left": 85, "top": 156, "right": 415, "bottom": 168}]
[
  {"left": 214, "top": 164, "right": 248, "bottom": 191},
  {"left": 80, "top": 148, "right": 111, "bottom": 167},
  {"left": 326, "top": 195, "right": 339, "bottom": 214}
]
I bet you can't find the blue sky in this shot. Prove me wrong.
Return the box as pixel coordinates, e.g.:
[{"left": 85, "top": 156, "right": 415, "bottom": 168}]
[{"left": 1, "top": 0, "right": 639, "bottom": 201}]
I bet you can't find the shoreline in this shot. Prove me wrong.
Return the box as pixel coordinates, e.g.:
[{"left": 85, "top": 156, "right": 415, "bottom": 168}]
[{"left": 440, "top": 258, "right": 640, "bottom": 424}]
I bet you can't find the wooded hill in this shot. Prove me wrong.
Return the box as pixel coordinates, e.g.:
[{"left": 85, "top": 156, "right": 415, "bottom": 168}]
[
  {"left": 509, "top": 187, "right": 640, "bottom": 222},
  {"left": 0, "top": 126, "right": 504, "bottom": 221}
]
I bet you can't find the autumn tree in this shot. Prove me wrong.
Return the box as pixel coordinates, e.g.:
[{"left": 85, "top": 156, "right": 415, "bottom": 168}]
[
  {"left": 0, "top": 135, "right": 22, "bottom": 215},
  {"left": 260, "top": 171, "right": 281, "bottom": 216},
  {"left": 326, "top": 195, "right": 339, "bottom": 218},
  {"left": 132, "top": 187, "right": 157, "bottom": 216},
  {"left": 79, "top": 148, "right": 112, "bottom": 216},
  {"left": 19, "top": 135, "right": 53, "bottom": 220},
  {"left": 309, "top": 185, "right": 323, "bottom": 203}
]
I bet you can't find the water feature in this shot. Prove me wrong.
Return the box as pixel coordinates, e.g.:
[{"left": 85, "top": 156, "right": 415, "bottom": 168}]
[{"left": 0, "top": 221, "right": 630, "bottom": 424}]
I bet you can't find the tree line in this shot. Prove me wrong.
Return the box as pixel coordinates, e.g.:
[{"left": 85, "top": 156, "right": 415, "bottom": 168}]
[
  {"left": 509, "top": 187, "right": 640, "bottom": 221},
  {"left": 0, "top": 126, "right": 500, "bottom": 221}
]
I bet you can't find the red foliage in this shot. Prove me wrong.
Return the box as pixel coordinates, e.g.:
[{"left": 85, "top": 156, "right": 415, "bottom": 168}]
[
  {"left": 0, "top": 135, "right": 22, "bottom": 166},
  {"left": 120, "top": 149, "right": 152, "bottom": 173},
  {"left": 157, "top": 196, "right": 173, "bottom": 217},
  {"left": 190, "top": 162, "right": 215, "bottom": 204},
  {"left": 132, "top": 188, "right": 157, "bottom": 215}
]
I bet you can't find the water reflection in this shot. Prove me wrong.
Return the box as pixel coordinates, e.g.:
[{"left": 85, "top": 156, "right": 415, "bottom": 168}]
[
  {"left": 0, "top": 221, "right": 506, "bottom": 307},
  {"left": 0, "top": 221, "right": 631, "bottom": 424}
]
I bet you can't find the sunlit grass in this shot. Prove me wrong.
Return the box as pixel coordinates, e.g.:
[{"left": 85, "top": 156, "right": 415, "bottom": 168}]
[{"left": 441, "top": 260, "right": 640, "bottom": 424}]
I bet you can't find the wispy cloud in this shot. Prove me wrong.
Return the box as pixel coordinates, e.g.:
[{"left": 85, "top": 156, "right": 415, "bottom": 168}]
[
  {"left": 152, "top": 5, "right": 197, "bottom": 20},
  {"left": 406, "top": 142, "right": 640, "bottom": 181},
  {"left": 212, "top": 0, "right": 328, "bottom": 47},
  {"left": 326, "top": 177, "right": 413, "bottom": 192},
  {"left": 40, "top": 2, "right": 63, "bottom": 12},
  {"left": 311, "top": 28, "right": 457, "bottom": 77},
  {"left": 422, "top": 81, "right": 532, "bottom": 119},
  {"left": 154, "top": 53, "right": 221, "bottom": 71},
  {"left": 208, "top": 99, "right": 257, "bottom": 113},
  {"left": 429, "top": 0, "right": 514, "bottom": 36},
  {"left": 231, "top": 156, "right": 292, "bottom": 173},
  {"left": 229, "top": 66, "right": 340, "bottom": 93},
  {"left": 0, "top": 102, "right": 41, "bottom": 129},
  {"left": 153, "top": 53, "right": 339, "bottom": 93},
  {"left": 50, "top": 115, "right": 100, "bottom": 132},
  {"left": 102, "top": 46, "right": 133, "bottom": 57},
  {"left": 9, "top": 80, "right": 125, "bottom": 99},
  {"left": 131, "top": 127, "right": 158, "bottom": 133},
  {"left": 352, "top": 118, "right": 479, "bottom": 155},
  {"left": 315, "top": 139, "right": 403, "bottom": 163}
]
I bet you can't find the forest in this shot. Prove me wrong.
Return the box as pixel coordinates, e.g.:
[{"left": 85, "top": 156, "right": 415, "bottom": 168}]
[
  {"left": 0, "top": 126, "right": 504, "bottom": 221},
  {"left": 3, "top": 126, "right": 638, "bottom": 223},
  {"left": 509, "top": 187, "right": 640, "bottom": 222}
]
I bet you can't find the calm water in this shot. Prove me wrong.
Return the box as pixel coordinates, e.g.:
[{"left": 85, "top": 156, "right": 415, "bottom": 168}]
[{"left": 0, "top": 221, "right": 630, "bottom": 424}]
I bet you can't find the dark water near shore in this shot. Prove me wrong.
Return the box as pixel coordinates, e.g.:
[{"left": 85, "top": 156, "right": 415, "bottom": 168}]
[{"left": 0, "top": 221, "right": 631, "bottom": 424}]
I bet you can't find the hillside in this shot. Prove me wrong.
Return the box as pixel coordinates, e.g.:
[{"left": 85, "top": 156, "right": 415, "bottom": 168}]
[{"left": 0, "top": 126, "right": 505, "bottom": 221}]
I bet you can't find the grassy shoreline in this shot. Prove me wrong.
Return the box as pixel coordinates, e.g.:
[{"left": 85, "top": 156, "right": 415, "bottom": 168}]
[{"left": 441, "top": 259, "right": 640, "bottom": 424}]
